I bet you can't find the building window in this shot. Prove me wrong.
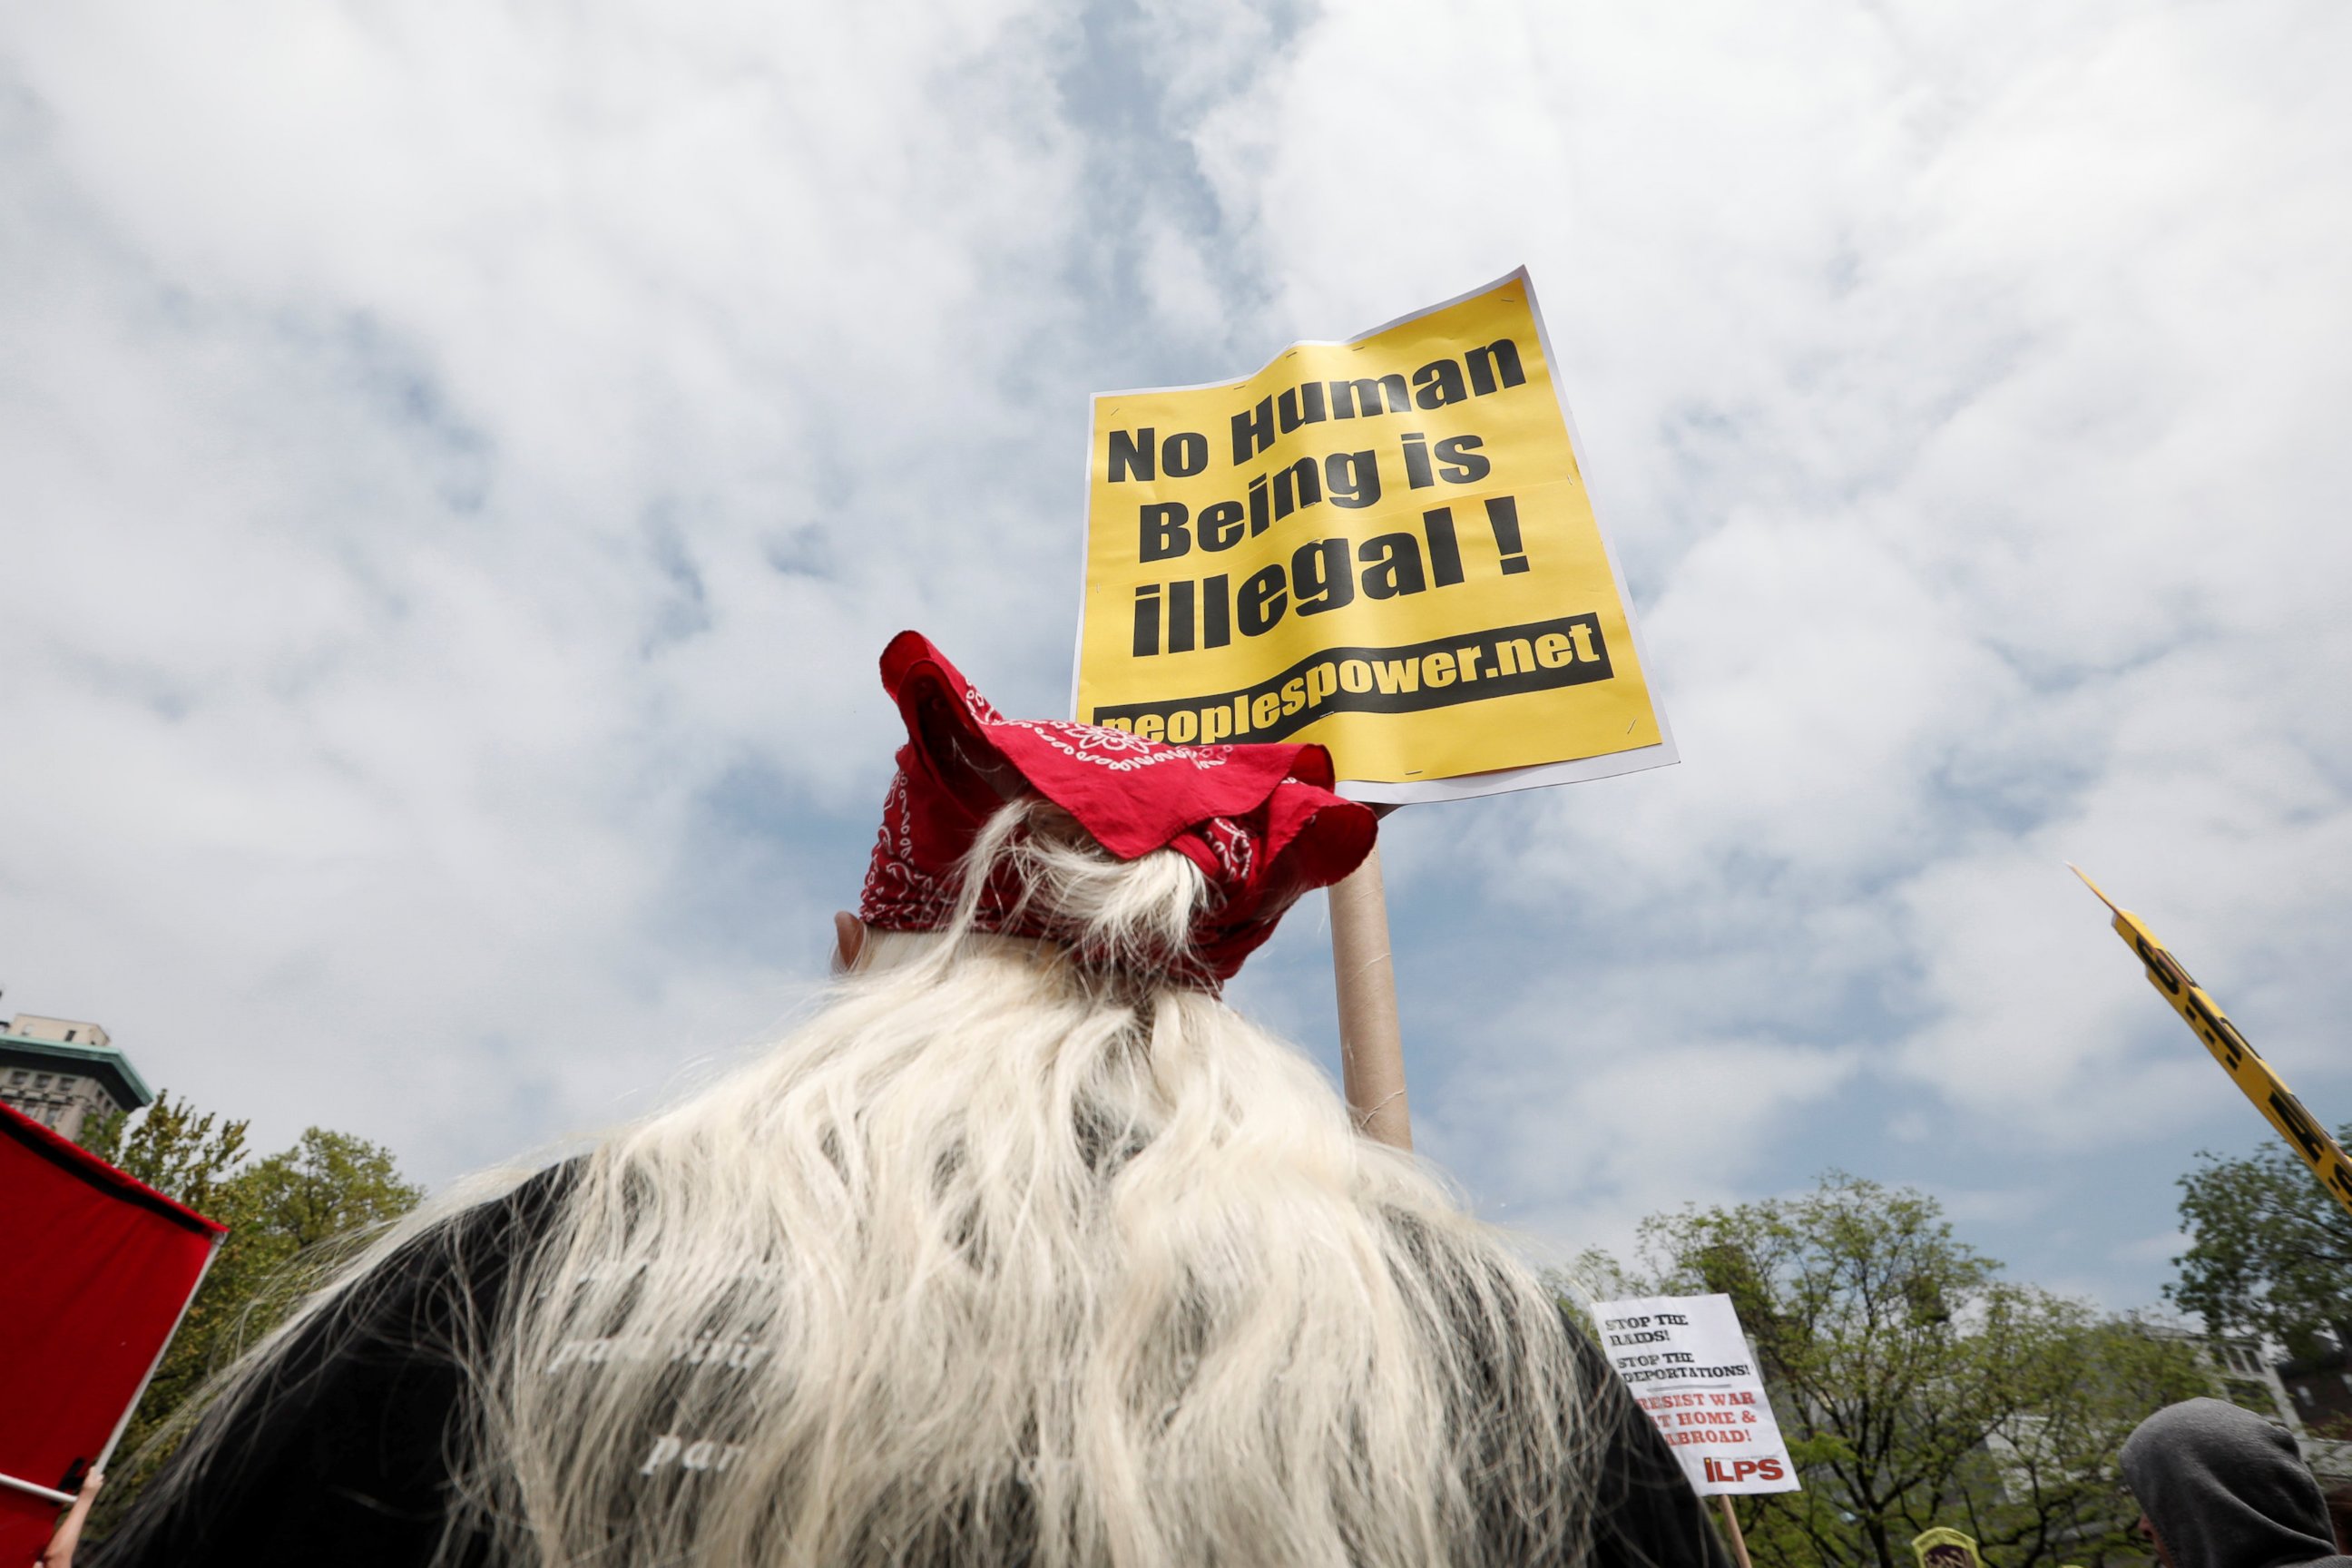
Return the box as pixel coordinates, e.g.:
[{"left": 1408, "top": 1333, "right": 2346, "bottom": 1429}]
[
  {"left": 34, "top": 1074, "right": 50, "bottom": 1088},
  {"left": 7, "top": 1071, "right": 24, "bottom": 1084}
]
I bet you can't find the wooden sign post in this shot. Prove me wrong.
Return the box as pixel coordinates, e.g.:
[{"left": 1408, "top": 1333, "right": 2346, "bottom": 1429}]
[
  {"left": 1330, "top": 842, "right": 1411, "bottom": 1150},
  {"left": 1717, "top": 1497, "right": 1754, "bottom": 1568}
]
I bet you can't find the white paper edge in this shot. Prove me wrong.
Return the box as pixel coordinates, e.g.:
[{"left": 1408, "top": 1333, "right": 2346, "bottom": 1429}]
[
  {"left": 0, "top": 1471, "right": 74, "bottom": 1505},
  {"left": 1067, "top": 266, "right": 1681, "bottom": 810},
  {"left": 1341, "top": 741, "right": 1677, "bottom": 805},
  {"left": 93, "top": 1227, "right": 223, "bottom": 1474},
  {"left": 1067, "top": 378, "right": 1100, "bottom": 719}
]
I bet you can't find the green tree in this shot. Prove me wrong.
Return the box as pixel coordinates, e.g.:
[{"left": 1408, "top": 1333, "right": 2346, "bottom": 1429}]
[
  {"left": 75, "top": 1098, "right": 423, "bottom": 1518},
  {"left": 79, "top": 1090, "right": 250, "bottom": 1215},
  {"left": 2167, "top": 1122, "right": 2352, "bottom": 1359},
  {"left": 1605, "top": 1172, "right": 2207, "bottom": 1568},
  {"left": 200, "top": 1128, "right": 426, "bottom": 1344}
]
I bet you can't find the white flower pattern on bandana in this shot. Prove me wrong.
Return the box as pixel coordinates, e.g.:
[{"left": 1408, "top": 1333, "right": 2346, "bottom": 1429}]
[
  {"left": 1202, "top": 818, "right": 1254, "bottom": 880},
  {"left": 860, "top": 771, "right": 959, "bottom": 932},
  {"left": 961, "top": 674, "right": 1231, "bottom": 772},
  {"left": 1004, "top": 720, "right": 1232, "bottom": 774}
]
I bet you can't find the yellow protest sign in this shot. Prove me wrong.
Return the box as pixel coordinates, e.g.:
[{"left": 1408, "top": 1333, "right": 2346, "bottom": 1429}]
[
  {"left": 1910, "top": 1526, "right": 1984, "bottom": 1568},
  {"left": 2073, "top": 867, "right": 2352, "bottom": 1220},
  {"left": 1073, "top": 270, "right": 1675, "bottom": 804}
]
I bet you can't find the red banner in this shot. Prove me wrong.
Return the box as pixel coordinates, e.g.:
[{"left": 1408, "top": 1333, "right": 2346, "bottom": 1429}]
[{"left": 0, "top": 1100, "right": 223, "bottom": 1559}]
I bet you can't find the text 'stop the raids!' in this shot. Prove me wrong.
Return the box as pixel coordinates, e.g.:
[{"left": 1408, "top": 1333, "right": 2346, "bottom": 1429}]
[{"left": 1074, "top": 270, "right": 1674, "bottom": 802}]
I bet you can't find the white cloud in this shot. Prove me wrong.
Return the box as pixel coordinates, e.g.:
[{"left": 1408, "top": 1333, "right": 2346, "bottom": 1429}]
[
  {"left": 1, "top": 0, "right": 1093, "bottom": 1173},
  {"left": 5, "top": 0, "right": 2348, "bottom": 1314},
  {"left": 1187, "top": 0, "right": 2352, "bottom": 1300}
]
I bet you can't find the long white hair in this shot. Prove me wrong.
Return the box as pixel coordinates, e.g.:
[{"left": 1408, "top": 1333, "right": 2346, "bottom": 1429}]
[{"left": 172, "top": 801, "right": 1600, "bottom": 1565}]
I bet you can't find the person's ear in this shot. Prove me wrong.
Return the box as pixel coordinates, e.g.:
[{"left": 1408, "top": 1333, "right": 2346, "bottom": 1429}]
[{"left": 832, "top": 911, "right": 867, "bottom": 975}]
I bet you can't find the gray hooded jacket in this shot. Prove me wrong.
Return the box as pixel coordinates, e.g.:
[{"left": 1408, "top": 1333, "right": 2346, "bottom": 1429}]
[{"left": 2121, "top": 1397, "right": 2350, "bottom": 1568}]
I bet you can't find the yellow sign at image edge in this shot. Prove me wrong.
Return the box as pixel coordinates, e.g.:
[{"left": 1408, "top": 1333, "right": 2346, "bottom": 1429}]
[{"left": 2072, "top": 866, "right": 2352, "bottom": 1221}]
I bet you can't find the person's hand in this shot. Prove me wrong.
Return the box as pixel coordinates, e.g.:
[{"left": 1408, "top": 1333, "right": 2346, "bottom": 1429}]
[{"left": 38, "top": 1469, "right": 106, "bottom": 1568}]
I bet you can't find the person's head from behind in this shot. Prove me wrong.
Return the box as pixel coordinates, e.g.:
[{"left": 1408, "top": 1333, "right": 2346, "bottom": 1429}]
[
  {"left": 2122, "top": 1397, "right": 2338, "bottom": 1568},
  {"left": 454, "top": 633, "right": 1600, "bottom": 1568}
]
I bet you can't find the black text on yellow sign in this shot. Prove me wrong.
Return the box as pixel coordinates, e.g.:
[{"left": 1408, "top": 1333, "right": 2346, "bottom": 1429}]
[
  {"left": 2074, "top": 867, "right": 2352, "bottom": 1221},
  {"left": 1074, "top": 270, "right": 1673, "bottom": 799}
]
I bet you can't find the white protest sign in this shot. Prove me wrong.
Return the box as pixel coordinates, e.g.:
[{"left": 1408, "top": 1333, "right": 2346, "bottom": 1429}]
[{"left": 1590, "top": 1292, "right": 1800, "bottom": 1495}]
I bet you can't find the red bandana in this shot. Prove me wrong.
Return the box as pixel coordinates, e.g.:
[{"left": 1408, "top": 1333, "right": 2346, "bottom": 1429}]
[{"left": 858, "top": 632, "right": 1377, "bottom": 985}]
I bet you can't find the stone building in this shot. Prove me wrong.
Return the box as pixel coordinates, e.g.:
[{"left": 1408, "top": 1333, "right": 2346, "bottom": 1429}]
[
  {"left": 2140, "top": 1325, "right": 2352, "bottom": 1485},
  {"left": 0, "top": 1013, "right": 153, "bottom": 1141},
  {"left": 2280, "top": 1335, "right": 2352, "bottom": 1440}
]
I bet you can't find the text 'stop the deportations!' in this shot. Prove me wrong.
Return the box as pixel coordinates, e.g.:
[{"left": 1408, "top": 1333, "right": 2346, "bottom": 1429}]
[
  {"left": 1073, "top": 269, "right": 1675, "bottom": 806},
  {"left": 1590, "top": 1293, "right": 1801, "bottom": 1498}
]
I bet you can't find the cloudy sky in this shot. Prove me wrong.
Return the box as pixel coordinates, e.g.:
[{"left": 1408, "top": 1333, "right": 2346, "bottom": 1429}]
[{"left": 6, "top": 0, "right": 2348, "bottom": 1314}]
